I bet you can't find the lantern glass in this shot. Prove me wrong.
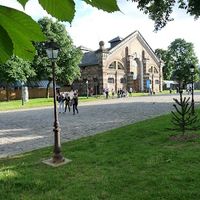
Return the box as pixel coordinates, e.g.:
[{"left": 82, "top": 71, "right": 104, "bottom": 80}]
[
  {"left": 190, "top": 65, "right": 195, "bottom": 73},
  {"left": 46, "top": 48, "right": 59, "bottom": 60}
]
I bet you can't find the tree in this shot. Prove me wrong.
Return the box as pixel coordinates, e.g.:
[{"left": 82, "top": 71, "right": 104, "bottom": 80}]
[
  {"left": 32, "top": 17, "right": 82, "bottom": 98},
  {"left": 0, "top": 56, "right": 35, "bottom": 101},
  {"left": 155, "top": 39, "right": 199, "bottom": 85},
  {"left": 167, "top": 39, "right": 199, "bottom": 86},
  {"left": 0, "top": 0, "right": 199, "bottom": 63},
  {"left": 131, "top": 0, "right": 200, "bottom": 31},
  {"left": 155, "top": 48, "right": 172, "bottom": 80}
]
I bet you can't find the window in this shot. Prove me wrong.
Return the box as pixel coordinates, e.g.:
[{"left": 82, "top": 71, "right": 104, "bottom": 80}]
[
  {"left": 109, "top": 61, "right": 116, "bottom": 69},
  {"left": 154, "top": 68, "right": 158, "bottom": 73},
  {"left": 155, "top": 80, "right": 159, "bottom": 84},
  {"left": 108, "top": 78, "right": 114, "bottom": 83},
  {"left": 120, "top": 78, "right": 126, "bottom": 83},
  {"left": 148, "top": 67, "right": 153, "bottom": 73},
  {"left": 118, "top": 62, "right": 124, "bottom": 70},
  {"left": 149, "top": 66, "right": 158, "bottom": 74}
]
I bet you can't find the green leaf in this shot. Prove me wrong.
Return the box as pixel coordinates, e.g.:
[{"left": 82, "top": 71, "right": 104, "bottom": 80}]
[
  {"left": 0, "top": 6, "right": 45, "bottom": 62},
  {"left": 38, "top": 0, "right": 75, "bottom": 22},
  {"left": 0, "top": 25, "right": 13, "bottom": 63},
  {"left": 84, "top": 0, "right": 120, "bottom": 12},
  {"left": 17, "top": 0, "right": 29, "bottom": 8}
]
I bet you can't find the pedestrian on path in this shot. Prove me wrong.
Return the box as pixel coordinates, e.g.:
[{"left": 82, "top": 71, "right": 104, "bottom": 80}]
[
  {"left": 58, "top": 93, "right": 65, "bottom": 113},
  {"left": 72, "top": 93, "right": 79, "bottom": 115},
  {"left": 64, "top": 93, "right": 71, "bottom": 112}
]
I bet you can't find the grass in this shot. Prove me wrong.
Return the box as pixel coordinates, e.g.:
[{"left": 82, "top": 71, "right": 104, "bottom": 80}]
[
  {"left": 0, "top": 98, "right": 53, "bottom": 111},
  {"left": 1, "top": 112, "right": 200, "bottom": 199},
  {"left": 0, "top": 96, "right": 104, "bottom": 111},
  {"left": 0, "top": 93, "right": 150, "bottom": 111}
]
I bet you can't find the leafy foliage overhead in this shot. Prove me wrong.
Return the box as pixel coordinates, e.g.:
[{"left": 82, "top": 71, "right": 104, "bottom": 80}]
[
  {"left": 84, "top": 0, "right": 119, "bottom": 12},
  {"left": 0, "top": 6, "right": 45, "bottom": 63},
  {"left": 0, "top": 0, "right": 199, "bottom": 63},
  {"left": 130, "top": 0, "right": 200, "bottom": 31}
]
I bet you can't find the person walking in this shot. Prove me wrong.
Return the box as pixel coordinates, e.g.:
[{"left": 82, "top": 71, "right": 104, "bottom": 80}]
[
  {"left": 72, "top": 93, "right": 79, "bottom": 115},
  {"left": 111, "top": 89, "right": 115, "bottom": 98},
  {"left": 64, "top": 93, "right": 71, "bottom": 112},
  {"left": 58, "top": 93, "right": 65, "bottom": 113},
  {"left": 105, "top": 88, "right": 109, "bottom": 99}
]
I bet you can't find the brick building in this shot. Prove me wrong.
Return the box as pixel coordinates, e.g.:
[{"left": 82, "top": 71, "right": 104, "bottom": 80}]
[{"left": 73, "top": 30, "right": 163, "bottom": 95}]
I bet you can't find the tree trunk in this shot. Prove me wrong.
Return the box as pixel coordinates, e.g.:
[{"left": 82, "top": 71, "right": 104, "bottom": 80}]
[
  {"left": 5, "top": 83, "right": 9, "bottom": 101},
  {"left": 45, "top": 80, "right": 51, "bottom": 98}
]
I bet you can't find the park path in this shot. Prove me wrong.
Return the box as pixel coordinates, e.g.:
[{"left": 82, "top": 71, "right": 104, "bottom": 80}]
[{"left": 0, "top": 93, "right": 199, "bottom": 158}]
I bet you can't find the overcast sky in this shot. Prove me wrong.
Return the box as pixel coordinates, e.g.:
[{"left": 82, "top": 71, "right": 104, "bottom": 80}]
[{"left": 1, "top": 0, "right": 200, "bottom": 61}]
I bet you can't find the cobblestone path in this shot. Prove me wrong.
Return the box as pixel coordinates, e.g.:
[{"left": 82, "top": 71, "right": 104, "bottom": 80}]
[{"left": 0, "top": 93, "right": 199, "bottom": 158}]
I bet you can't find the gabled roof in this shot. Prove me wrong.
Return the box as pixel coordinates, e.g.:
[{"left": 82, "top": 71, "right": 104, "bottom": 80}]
[
  {"left": 79, "top": 30, "right": 161, "bottom": 67},
  {"left": 109, "top": 30, "right": 160, "bottom": 64}
]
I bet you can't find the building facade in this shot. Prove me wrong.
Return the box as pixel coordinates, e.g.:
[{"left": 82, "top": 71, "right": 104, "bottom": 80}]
[{"left": 73, "top": 31, "right": 163, "bottom": 95}]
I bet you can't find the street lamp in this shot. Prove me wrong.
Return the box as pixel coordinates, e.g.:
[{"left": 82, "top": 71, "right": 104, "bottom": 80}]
[
  {"left": 45, "top": 40, "right": 65, "bottom": 164},
  {"left": 86, "top": 80, "right": 89, "bottom": 98},
  {"left": 190, "top": 64, "right": 195, "bottom": 114}
]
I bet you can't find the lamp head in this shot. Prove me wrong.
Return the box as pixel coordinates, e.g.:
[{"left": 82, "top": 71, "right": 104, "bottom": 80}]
[
  {"left": 190, "top": 64, "right": 195, "bottom": 73},
  {"left": 45, "top": 40, "right": 59, "bottom": 60}
]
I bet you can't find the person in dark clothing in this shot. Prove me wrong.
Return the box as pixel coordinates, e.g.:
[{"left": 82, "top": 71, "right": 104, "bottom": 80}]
[
  {"left": 105, "top": 88, "right": 109, "bottom": 99},
  {"left": 72, "top": 93, "right": 79, "bottom": 115},
  {"left": 64, "top": 93, "right": 71, "bottom": 112}
]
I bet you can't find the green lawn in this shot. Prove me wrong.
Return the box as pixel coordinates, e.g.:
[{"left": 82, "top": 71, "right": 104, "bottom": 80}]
[
  {"left": 0, "top": 96, "right": 104, "bottom": 111},
  {"left": 0, "top": 94, "right": 149, "bottom": 111},
  {"left": 0, "top": 91, "right": 177, "bottom": 111},
  {"left": 1, "top": 113, "right": 200, "bottom": 200}
]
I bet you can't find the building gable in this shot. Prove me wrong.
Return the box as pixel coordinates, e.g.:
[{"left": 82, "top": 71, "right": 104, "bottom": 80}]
[{"left": 108, "top": 30, "right": 160, "bottom": 65}]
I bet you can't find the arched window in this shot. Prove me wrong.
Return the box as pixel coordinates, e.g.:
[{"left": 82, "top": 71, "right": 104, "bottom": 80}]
[
  {"left": 109, "top": 61, "right": 116, "bottom": 69},
  {"left": 148, "top": 67, "right": 153, "bottom": 73},
  {"left": 117, "top": 62, "right": 124, "bottom": 70},
  {"left": 154, "top": 67, "right": 158, "bottom": 73},
  {"left": 148, "top": 66, "right": 158, "bottom": 73}
]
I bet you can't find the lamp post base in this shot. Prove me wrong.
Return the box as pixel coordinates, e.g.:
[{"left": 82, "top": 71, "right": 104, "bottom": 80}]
[
  {"left": 42, "top": 157, "right": 71, "bottom": 167},
  {"left": 53, "top": 153, "right": 65, "bottom": 163}
]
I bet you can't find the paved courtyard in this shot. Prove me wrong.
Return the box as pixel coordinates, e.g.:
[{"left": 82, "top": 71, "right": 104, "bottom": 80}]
[{"left": 0, "top": 93, "right": 199, "bottom": 158}]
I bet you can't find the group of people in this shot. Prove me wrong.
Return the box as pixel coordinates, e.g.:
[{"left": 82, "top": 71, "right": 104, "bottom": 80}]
[
  {"left": 103, "top": 88, "right": 130, "bottom": 99},
  {"left": 57, "top": 91, "right": 79, "bottom": 115}
]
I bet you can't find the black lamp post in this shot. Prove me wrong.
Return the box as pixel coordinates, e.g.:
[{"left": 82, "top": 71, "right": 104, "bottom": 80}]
[
  {"left": 190, "top": 64, "right": 195, "bottom": 114},
  {"left": 45, "top": 40, "right": 65, "bottom": 164}
]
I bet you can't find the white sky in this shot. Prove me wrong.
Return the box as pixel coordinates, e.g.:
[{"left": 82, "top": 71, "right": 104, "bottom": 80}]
[{"left": 1, "top": 0, "right": 200, "bottom": 61}]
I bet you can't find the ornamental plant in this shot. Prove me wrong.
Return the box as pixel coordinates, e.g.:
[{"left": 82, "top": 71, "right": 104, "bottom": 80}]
[{"left": 171, "top": 90, "right": 198, "bottom": 135}]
